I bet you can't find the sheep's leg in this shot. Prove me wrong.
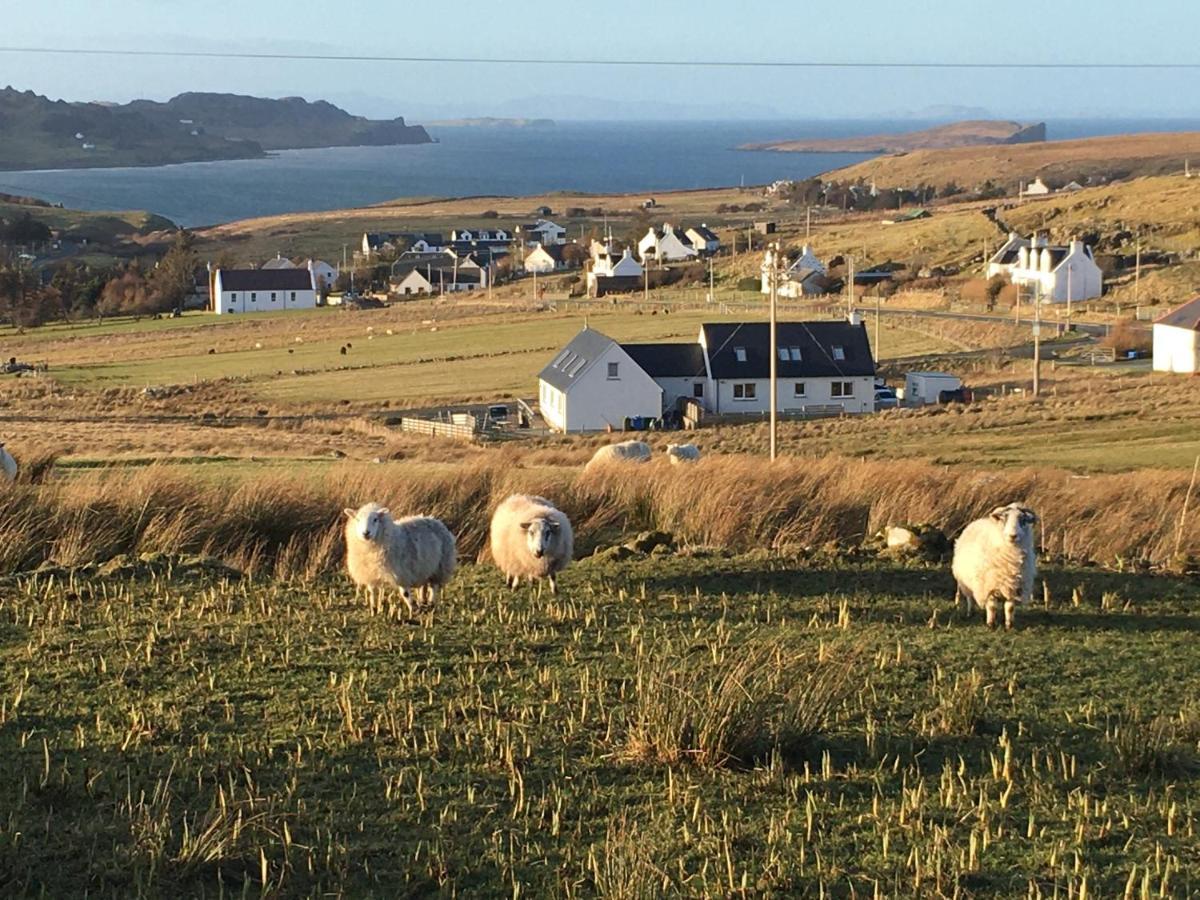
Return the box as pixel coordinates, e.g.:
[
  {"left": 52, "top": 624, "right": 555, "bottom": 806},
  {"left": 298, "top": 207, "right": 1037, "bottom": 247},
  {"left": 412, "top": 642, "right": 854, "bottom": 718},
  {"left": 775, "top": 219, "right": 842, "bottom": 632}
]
[
  {"left": 398, "top": 587, "right": 415, "bottom": 617},
  {"left": 1004, "top": 599, "right": 1017, "bottom": 631},
  {"left": 985, "top": 600, "right": 997, "bottom": 629},
  {"left": 426, "top": 583, "right": 440, "bottom": 609},
  {"left": 508, "top": 575, "right": 520, "bottom": 591},
  {"left": 548, "top": 573, "right": 558, "bottom": 596}
]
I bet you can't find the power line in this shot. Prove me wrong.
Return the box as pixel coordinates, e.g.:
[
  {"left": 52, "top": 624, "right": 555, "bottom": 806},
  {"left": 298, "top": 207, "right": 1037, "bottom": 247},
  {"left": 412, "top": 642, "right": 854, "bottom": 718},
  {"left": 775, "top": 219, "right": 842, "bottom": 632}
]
[{"left": 0, "top": 45, "right": 1198, "bottom": 69}]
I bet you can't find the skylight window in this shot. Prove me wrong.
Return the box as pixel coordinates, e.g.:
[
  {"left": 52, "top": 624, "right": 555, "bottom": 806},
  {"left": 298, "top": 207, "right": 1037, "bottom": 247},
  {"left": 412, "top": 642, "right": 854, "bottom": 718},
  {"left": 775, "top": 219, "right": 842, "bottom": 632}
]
[
  {"left": 788, "top": 347, "right": 802, "bottom": 361},
  {"left": 552, "top": 350, "right": 570, "bottom": 367},
  {"left": 777, "top": 348, "right": 788, "bottom": 361},
  {"left": 566, "top": 357, "right": 587, "bottom": 376},
  {"left": 734, "top": 347, "right": 747, "bottom": 362},
  {"left": 831, "top": 345, "right": 845, "bottom": 361}
]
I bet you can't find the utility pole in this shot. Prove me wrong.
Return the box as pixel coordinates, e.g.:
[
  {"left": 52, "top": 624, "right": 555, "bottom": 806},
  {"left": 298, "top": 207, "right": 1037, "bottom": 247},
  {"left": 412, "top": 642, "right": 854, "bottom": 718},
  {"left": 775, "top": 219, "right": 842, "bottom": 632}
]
[
  {"left": 875, "top": 289, "right": 882, "bottom": 363},
  {"left": 768, "top": 242, "right": 779, "bottom": 461},
  {"left": 1133, "top": 238, "right": 1141, "bottom": 318},
  {"left": 805, "top": 206, "right": 811, "bottom": 241},
  {"left": 1066, "top": 258, "right": 1072, "bottom": 321},
  {"left": 532, "top": 266, "right": 537, "bottom": 303},
  {"left": 707, "top": 253, "right": 714, "bottom": 303},
  {"left": 643, "top": 257, "right": 649, "bottom": 303},
  {"left": 846, "top": 256, "right": 855, "bottom": 318},
  {"left": 1015, "top": 280, "right": 1021, "bottom": 325},
  {"left": 1032, "top": 281, "right": 1042, "bottom": 398}
]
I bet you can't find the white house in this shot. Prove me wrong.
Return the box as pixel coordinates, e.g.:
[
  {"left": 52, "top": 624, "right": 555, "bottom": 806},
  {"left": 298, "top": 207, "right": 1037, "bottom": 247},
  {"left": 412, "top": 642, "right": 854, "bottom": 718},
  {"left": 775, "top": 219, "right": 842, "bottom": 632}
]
[
  {"left": 985, "top": 232, "right": 1031, "bottom": 279},
  {"left": 1022, "top": 177, "right": 1051, "bottom": 196},
  {"left": 394, "top": 264, "right": 486, "bottom": 295},
  {"left": 538, "top": 319, "right": 876, "bottom": 431},
  {"left": 1153, "top": 297, "right": 1200, "bottom": 373},
  {"left": 538, "top": 329, "right": 663, "bottom": 432},
  {"left": 587, "top": 246, "right": 644, "bottom": 296},
  {"left": 307, "top": 259, "right": 339, "bottom": 291},
  {"left": 763, "top": 245, "right": 828, "bottom": 298},
  {"left": 524, "top": 242, "right": 566, "bottom": 274},
  {"left": 1008, "top": 237, "right": 1102, "bottom": 303},
  {"left": 262, "top": 255, "right": 296, "bottom": 270},
  {"left": 212, "top": 268, "right": 317, "bottom": 315},
  {"left": 362, "top": 231, "right": 445, "bottom": 256},
  {"left": 638, "top": 224, "right": 697, "bottom": 263},
  {"left": 684, "top": 224, "right": 721, "bottom": 256},
  {"left": 519, "top": 219, "right": 567, "bottom": 246}
]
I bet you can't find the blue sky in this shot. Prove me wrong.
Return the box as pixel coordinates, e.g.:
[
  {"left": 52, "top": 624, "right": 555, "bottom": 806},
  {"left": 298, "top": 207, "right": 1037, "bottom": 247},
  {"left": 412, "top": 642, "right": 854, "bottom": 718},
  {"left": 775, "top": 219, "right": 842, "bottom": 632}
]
[{"left": 3, "top": 0, "right": 1199, "bottom": 120}]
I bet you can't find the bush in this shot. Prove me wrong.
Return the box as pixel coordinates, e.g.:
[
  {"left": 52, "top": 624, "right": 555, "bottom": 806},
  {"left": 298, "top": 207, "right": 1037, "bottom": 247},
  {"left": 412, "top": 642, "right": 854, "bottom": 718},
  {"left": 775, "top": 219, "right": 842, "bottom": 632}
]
[
  {"left": 736, "top": 276, "right": 761, "bottom": 292},
  {"left": 1101, "top": 319, "right": 1152, "bottom": 355}
]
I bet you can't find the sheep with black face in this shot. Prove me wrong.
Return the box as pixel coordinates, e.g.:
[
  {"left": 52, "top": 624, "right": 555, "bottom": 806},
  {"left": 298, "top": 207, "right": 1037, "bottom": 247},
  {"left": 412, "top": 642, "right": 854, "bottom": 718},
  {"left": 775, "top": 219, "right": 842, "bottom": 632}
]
[
  {"left": 489, "top": 494, "right": 573, "bottom": 595},
  {"left": 343, "top": 502, "right": 457, "bottom": 615},
  {"left": 951, "top": 502, "right": 1038, "bottom": 629},
  {"left": 0, "top": 442, "right": 15, "bottom": 483}
]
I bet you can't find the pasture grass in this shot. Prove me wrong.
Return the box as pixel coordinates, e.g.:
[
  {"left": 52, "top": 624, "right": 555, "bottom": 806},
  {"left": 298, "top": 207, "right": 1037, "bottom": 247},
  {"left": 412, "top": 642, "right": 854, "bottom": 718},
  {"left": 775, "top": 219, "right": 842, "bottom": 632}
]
[{"left": 0, "top": 553, "right": 1197, "bottom": 896}]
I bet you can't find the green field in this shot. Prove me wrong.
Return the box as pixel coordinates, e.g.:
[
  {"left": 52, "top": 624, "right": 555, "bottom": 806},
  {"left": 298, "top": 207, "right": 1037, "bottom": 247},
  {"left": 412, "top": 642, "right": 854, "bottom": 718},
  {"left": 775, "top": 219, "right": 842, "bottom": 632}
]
[{"left": 1, "top": 555, "right": 1197, "bottom": 896}]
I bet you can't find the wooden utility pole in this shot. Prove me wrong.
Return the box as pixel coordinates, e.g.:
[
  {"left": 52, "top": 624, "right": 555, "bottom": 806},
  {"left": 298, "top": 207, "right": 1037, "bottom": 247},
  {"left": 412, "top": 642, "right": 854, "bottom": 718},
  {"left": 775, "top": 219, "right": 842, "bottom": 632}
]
[
  {"left": 643, "top": 257, "right": 648, "bottom": 303},
  {"left": 708, "top": 253, "right": 714, "bottom": 303},
  {"left": 806, "top": 206, "right": 811, "bottom": 240},
  {"left": 1133, "top": 239, "right": 1141, "bottom": 317},
  {"left": 846, "top": 256, "right": 855, "bottom": 318},
  {"left": 875, "top": 290, "right": 882, "bottom": 363},
  {"left": 768, "top": 242, "right": 779, "bottom": 461},
  {"left": 1032, "top": 282, "right": 1042, "bottom": 398}
]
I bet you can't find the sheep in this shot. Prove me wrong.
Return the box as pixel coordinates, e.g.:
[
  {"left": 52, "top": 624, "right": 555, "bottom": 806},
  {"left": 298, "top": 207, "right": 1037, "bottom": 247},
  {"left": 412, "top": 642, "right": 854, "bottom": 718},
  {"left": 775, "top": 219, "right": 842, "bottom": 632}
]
[
  {"left": 489, "top": 494, "right": 573, "bottom": 595},
  {"left": 951, "top": 503, "right": 1038, "bottom": 630},
  {"left": 0, "top": 442, "right": 16, "bottom": 483},
  {"left": 665, "top": 443, "right": 701, "bottom": 464},
  {"left": 585, "top": 440, "right": 651, "bottom": 470},
  {"left": 343, "top": 502, "right": 457, "bottom": 615}
]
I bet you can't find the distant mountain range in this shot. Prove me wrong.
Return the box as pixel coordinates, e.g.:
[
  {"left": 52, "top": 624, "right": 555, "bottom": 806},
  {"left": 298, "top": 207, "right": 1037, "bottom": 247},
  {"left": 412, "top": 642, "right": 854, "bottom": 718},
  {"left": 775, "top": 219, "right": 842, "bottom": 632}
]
[
  {"left": 0, "top": 88, "right": 431, "bottom": 171},
  {"left": 426, "top": 117, "right": 554, "bottom": 128},
  {"left": 740, "top": 120, "right": 1046, "bottom": 154}
]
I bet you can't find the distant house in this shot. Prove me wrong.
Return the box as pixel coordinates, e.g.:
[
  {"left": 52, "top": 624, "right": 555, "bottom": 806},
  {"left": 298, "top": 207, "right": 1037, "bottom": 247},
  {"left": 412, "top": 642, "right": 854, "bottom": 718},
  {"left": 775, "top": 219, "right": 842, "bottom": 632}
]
[
  {"left": 212, "top": 268, "right": 317, "bottom": 315},
  {"left": 1059, "top": 180, "right": 1085, "bottom": 192},
  {"left": 537, "top": 320, "right": 876, "bottom": 431},
  {"left": 638, "top": 224, "right": 697, "bottom": 263},
  {"left": 1007, "top": 236, "right": 1102, "bottom": 303},
  {"left": 307, "top": 259, "right": 339, "bottom": 291},
  {"left": 587, "top": 245, "right": 644, "bottom": 296},
  {"left": 262, "top": 255, "right": 297, "bottom": 270},
  {"left": 762, "top": 245, "right": 828, "bottom": 298},
  {"left": 1153, "top": 297, "right": 1200, "bottom": 373},
  {"left": 985, "top": 232, "right": 1031, "bottom": 279},
  {"left": 1021, "top": 177, "right": 1051, "bottom": 197},
  {"left": 754, "top": 221, "right": 776, "bottom": 235},
  {"left": 362, "top": 231, "right": 445, "bottom": 256},
  {"left": 685, "top": 224, "right": 721, "bottom": 256},
  {"left": 393, "top": 262, "right": 486, "bottom": 295},
  {"left": 519, "top": 219, "right": 567, "bottom": 246},
  {"left": 524, "top": 242, "right": 566, "bottom": 274}
]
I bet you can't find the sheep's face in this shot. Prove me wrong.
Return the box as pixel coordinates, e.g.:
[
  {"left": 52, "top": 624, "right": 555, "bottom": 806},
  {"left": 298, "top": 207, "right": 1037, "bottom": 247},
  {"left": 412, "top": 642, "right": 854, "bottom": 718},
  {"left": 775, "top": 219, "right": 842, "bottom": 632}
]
[
  {"left": 990, "top": 504, "right": 1037, "bottom": 545},
  {"left": 520, "top": 517, "right": 559, "bottom": 559},
  {"left": 345, "top": 505, "right": 389, "bottom": 541}
]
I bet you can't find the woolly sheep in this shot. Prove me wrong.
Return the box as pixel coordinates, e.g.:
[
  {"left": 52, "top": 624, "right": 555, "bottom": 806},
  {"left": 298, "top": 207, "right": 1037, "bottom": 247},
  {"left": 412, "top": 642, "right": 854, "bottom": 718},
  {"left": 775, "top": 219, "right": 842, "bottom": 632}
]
[
  {"left": 0, "top": 442, "right": 16, "bottom": 483},
  {"left": 665, "top": 443, "right": 701, "bottom": 464},
  {"left": 951, "top": 502, "right": 1038, "bottom": 629},
  {"left": 585, "top": 440, "right": 651, "bottom": 470},
  {"left": 489, "top": 494, "right": 573, "bottom": 595},
  {"left": 343, "top": 503, "right": 457, "bottom": 615}
]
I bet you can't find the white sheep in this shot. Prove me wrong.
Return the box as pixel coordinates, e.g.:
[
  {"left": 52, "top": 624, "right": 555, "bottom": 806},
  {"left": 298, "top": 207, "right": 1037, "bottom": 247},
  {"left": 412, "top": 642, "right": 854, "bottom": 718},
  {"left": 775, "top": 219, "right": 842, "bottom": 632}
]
[
  {"left": 665, "top": 443, "right": 701, "bottom": 464},
  {"left": 585, "top": 440, "right": 651, "bottom": 470},
  {"left": 0, "top": 442, "right": 16, "bottom": 483},
  {"left": 343, "top": 503, "right": 457, "bottom": 615},
  {"left": 489, "top": 494, "right": 573, "bottom": 595},
  {"left": 951, "top": 503, "right": 1038, "bottom": 629}
]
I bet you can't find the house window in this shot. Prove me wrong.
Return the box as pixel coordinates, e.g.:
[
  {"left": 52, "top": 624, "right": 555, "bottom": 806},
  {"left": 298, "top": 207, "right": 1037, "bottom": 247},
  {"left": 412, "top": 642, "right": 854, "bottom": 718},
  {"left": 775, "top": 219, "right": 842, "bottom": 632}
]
[
  {"left": 290, "top": 292, "right": 296, "bottom": 302},
  {"left": 831, "top": 345, "right": 846, "bottom": 361},
  {"left": 271, "top": 292, "right": 278, "bottom": 302},
  {"left": 607, "top": 362, "right": 619, "bottom": 379},
  {"left": 733, "top": 383, "right": 757, "bottom": 400},
  {"left": 777, "top": 347, "right": 788, "bottom": 361},
  {"left": 793, "top": 382, "right": 806, "bottom": 397},
  {"left": 250, "top": 292, "right": 257, "bottom": 303},
  {"left": 693, "top": 382, "right": 704, "bottom": 398},
  {"left": 734, "top": 347, "right": 747, "bottom": 362},
  {"left": 789, "top": 347, "right": 802, "bottom": 361},
  {"left": 831, "top": 381, "right": 854, "bottom": 397}
]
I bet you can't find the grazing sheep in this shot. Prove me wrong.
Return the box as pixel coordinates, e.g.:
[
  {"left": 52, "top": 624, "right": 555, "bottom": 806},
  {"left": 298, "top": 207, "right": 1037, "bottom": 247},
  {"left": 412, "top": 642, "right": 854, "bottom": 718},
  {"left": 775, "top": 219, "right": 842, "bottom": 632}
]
[
  {"left": 0, "top": 442, "right": 16, "bottom": 482},
  {"left": 951, "top": 503, "right": 1038, "bottom": 629},
  {"left": 585, "top": 440, "right": 652, "bottom": 470},
  {"left": 665, "top": 443, "right": 701, "bottom": 464},
  {"left": 343, "top": 503, "right": 457, "bottom": 615},
  {"left": 490, "top": 494, "right": 573, "bottom": 595}
]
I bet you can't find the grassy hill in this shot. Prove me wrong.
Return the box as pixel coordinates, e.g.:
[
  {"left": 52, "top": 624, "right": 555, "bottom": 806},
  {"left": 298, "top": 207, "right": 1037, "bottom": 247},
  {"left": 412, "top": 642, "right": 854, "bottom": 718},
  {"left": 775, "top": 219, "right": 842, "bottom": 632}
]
[{"left": 742, "top": 119, "right": 1045, "bottom": 153}]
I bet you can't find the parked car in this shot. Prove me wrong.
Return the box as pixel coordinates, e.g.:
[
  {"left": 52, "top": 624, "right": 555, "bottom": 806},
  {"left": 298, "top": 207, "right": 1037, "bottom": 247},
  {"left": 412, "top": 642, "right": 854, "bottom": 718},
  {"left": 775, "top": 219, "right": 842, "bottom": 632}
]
[
  {"left": 487, "top": 403, "right": 510, "bottom": 425},
  {"left": 874, "top": 386, "right": 899, "bottom": 410}
]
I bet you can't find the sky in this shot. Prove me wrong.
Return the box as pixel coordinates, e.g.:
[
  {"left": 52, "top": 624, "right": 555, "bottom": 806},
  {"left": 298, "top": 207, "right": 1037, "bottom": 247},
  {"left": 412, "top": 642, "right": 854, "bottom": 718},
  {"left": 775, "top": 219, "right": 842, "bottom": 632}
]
[{"left": 3, "top": 0, "right": 1200, "bottom": 120}]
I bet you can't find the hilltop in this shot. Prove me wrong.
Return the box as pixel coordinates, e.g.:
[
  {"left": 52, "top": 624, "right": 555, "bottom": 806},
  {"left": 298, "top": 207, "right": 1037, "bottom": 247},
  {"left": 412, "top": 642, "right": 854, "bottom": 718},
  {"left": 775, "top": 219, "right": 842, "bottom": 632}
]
[
  {"left": 826, "top": 130, "right": 1200, "bottom": 191},
  {"left": 0, "top": 88, "right": 431, "bottom": 171},
  {"left": 741, "top": 119, "right": 1045, "bottom": 153}
]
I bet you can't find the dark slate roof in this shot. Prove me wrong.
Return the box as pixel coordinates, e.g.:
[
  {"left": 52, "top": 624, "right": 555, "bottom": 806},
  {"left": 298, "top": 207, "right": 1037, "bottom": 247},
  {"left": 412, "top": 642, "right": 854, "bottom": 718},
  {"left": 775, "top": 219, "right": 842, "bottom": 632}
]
[
  {"left": 539, "top": 328, "right": 616, "bottom": 392},
  {"left": 621, "top": 342, "right": 707, "bottom": 378},
  {"left": 219, "top": 269, "right": 313, "bottom": 291},
  {"left": 701, "top": 321, "right": 875, "bottom": 379},
  {"left": 688, "top": 225, "right": 720, "bottom": 243},
  {"left": 530, "top": 242, "right": 565, "bottom": 261},
  {"left": 1155, "top": 296, "right": 1200, "bottom": 330}
]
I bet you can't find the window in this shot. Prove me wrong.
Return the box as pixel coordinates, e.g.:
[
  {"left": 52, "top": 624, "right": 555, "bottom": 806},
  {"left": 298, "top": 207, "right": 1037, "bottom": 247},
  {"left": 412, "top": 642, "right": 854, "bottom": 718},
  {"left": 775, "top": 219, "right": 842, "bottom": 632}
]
[
  {"left": 788, "top": 347, "right": 802, "bottom": 361},
  {"left": 271, "top": 292, "right": 278, "bottom": 302},
  {"left": 290, "top": 292, "right": 296, "bottom": 302},
  {"left": 777, "top": 347, "right": 788, "bottom": 361},
  {"left": 793, "top": 382, "right": 806, "bottom": 397},
  {"left": 250, "top": 292, "right": 257, "bottom": 303},
  {"left": 608, "top": 362, "right": 619, "bottom": 379},
  {"left": 552, "top": 350, "right": 570, "bottom": 368},
  {"left": 831, "top": 381, "right": 854, "bottom": 397},
  {"left": 734, "top": 347, "right": 747, "bottom": 362},
  {"left": 831, "top": 345, "right": 846, "bottom": 361},
  {"left": 693, "top": 382, "right": 704, "bottom": 398},
  {"left": 733, "top": 383, "right": 757, "bottom": 400}
]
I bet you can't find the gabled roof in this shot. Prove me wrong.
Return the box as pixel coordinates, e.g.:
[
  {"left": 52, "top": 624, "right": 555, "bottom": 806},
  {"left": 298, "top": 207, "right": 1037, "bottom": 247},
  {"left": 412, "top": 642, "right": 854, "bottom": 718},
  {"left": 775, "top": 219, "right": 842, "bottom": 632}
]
[
  {"left": 701, "top": 321, "right": 874, "bottom": 379},
  {"left": 218, "top": 269, "right": 313, "bottom": 291},
  {"left": 687, "top": 225, "right": 720, "bottom": 243},
  {"left": 621, "top": 342, "right": 707, "bottom": 378},
  {"left": 1155, "top": 296, "right": 1200, "bottom": 331},
  {"left": 261, "top": 257, "right": 296, "bottom": 269},
  {"left": 529, "top": 242, "right": 565, "bottom": 261},
  {"left": 539, "top": 328, "right": 618, "bottom": 392}
]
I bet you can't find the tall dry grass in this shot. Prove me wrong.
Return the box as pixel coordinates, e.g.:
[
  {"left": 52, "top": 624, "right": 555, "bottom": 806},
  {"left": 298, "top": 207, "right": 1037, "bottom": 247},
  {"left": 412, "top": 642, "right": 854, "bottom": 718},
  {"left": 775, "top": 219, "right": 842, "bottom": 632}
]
[{"left": 0, "top": 452, "right": 1196, "bottom": 578}]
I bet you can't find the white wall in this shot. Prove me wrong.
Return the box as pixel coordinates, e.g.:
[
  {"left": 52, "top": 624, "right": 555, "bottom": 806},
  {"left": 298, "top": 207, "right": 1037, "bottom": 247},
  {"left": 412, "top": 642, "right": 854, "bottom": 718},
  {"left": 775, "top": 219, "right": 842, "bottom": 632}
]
[
  {"left": 712, "top": 376, "right": 874, "bottom": 415},
  {"left": 655, "top": 375, "right": 708, "bottom": 413},
  {"left": 561, "top": 344, "right": 662, "bottom": 432},
  {"left": 213, "top": 275, "right": 317, "bottom": 315},
  {"left": 540, "top": 380, "right": 567, "bottom": 430},
  {"left": 1153, "top": 323, "right": 1200, "bottom": 373}
]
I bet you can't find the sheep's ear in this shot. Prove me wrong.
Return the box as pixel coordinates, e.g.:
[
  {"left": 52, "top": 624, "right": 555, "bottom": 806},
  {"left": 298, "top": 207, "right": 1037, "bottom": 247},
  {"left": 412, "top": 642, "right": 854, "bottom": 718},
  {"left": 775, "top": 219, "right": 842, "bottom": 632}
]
[
  {"left": 343, "top": 508, "right": 356, "bottom": 519},
  {"left": 519, "top": 521, "right": 532, "bottom": 532},
  {"left": 547, "top": 520, "right": 560, "bottom": 532},
  {"left": 989, "top": 506, "right": 1009, "bottom": 520},
  {"left": 1021, "top": 508, "right": 1039, "bottom": 524},
  {"left": 378, "top": 507, "right": 390, "bottom": 517}
]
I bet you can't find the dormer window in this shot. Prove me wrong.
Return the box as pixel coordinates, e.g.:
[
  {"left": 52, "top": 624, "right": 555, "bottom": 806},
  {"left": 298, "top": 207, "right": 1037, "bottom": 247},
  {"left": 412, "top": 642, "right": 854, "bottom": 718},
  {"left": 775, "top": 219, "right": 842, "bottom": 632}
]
[
  {"left": 831, "top": 345, "right": 845, "bottom": 361},
  {"left": 788, "top": 347, "right": 802, "bottom": 361},
  {"left": 734, "top": 347, "right": 747, "bottom": 362}
]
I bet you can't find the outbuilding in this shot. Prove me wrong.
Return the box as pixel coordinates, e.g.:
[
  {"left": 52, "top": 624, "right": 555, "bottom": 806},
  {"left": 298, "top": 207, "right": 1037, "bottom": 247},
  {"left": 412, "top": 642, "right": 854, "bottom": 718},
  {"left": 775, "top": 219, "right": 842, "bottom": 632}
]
[
  {"left": 903, "top": 371, "right": 963, "bottom": 406},
  {"left": 1152, "top": 297, "right": 1200, "bottom": 374}
]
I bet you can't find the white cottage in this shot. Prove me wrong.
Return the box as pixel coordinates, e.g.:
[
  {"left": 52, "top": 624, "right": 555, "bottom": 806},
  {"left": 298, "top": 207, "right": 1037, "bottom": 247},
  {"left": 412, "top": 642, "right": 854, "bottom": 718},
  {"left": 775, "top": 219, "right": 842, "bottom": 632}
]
[
  {"left": 307, "top": 259, "right": 339, "bottom": 291},
  {"left": 1008, "top": 237, "right": 1102, "bottom": 303},
  {"left": 638, "top": 224, "right": 697, "bottom": 263},
  {"left": 587, "top": 246, "right": 644, "bottom": 296},
  {"left": 538, "top": 329, "right": 663, "bottom": 432},
  {"left": 520, "top": 219, "right": 567, "bottom": 246},
  {"left": 212, "top": 268, "right": 317, "bottom": 315},
  {"left": 1153, "top": 297, "right": 1200, "bottom": 373},
  {"left": 684, "top": 224, "right": 721, "bottom": 256},
  {"left": 763, "top": 245, "right": 828, "bottom": 298},
  {"left": 524, "top": 242, "right": 566, "bottom": 274},
  {"left": 985, "top": 232, "right": 1031, "bottom": 279}
]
